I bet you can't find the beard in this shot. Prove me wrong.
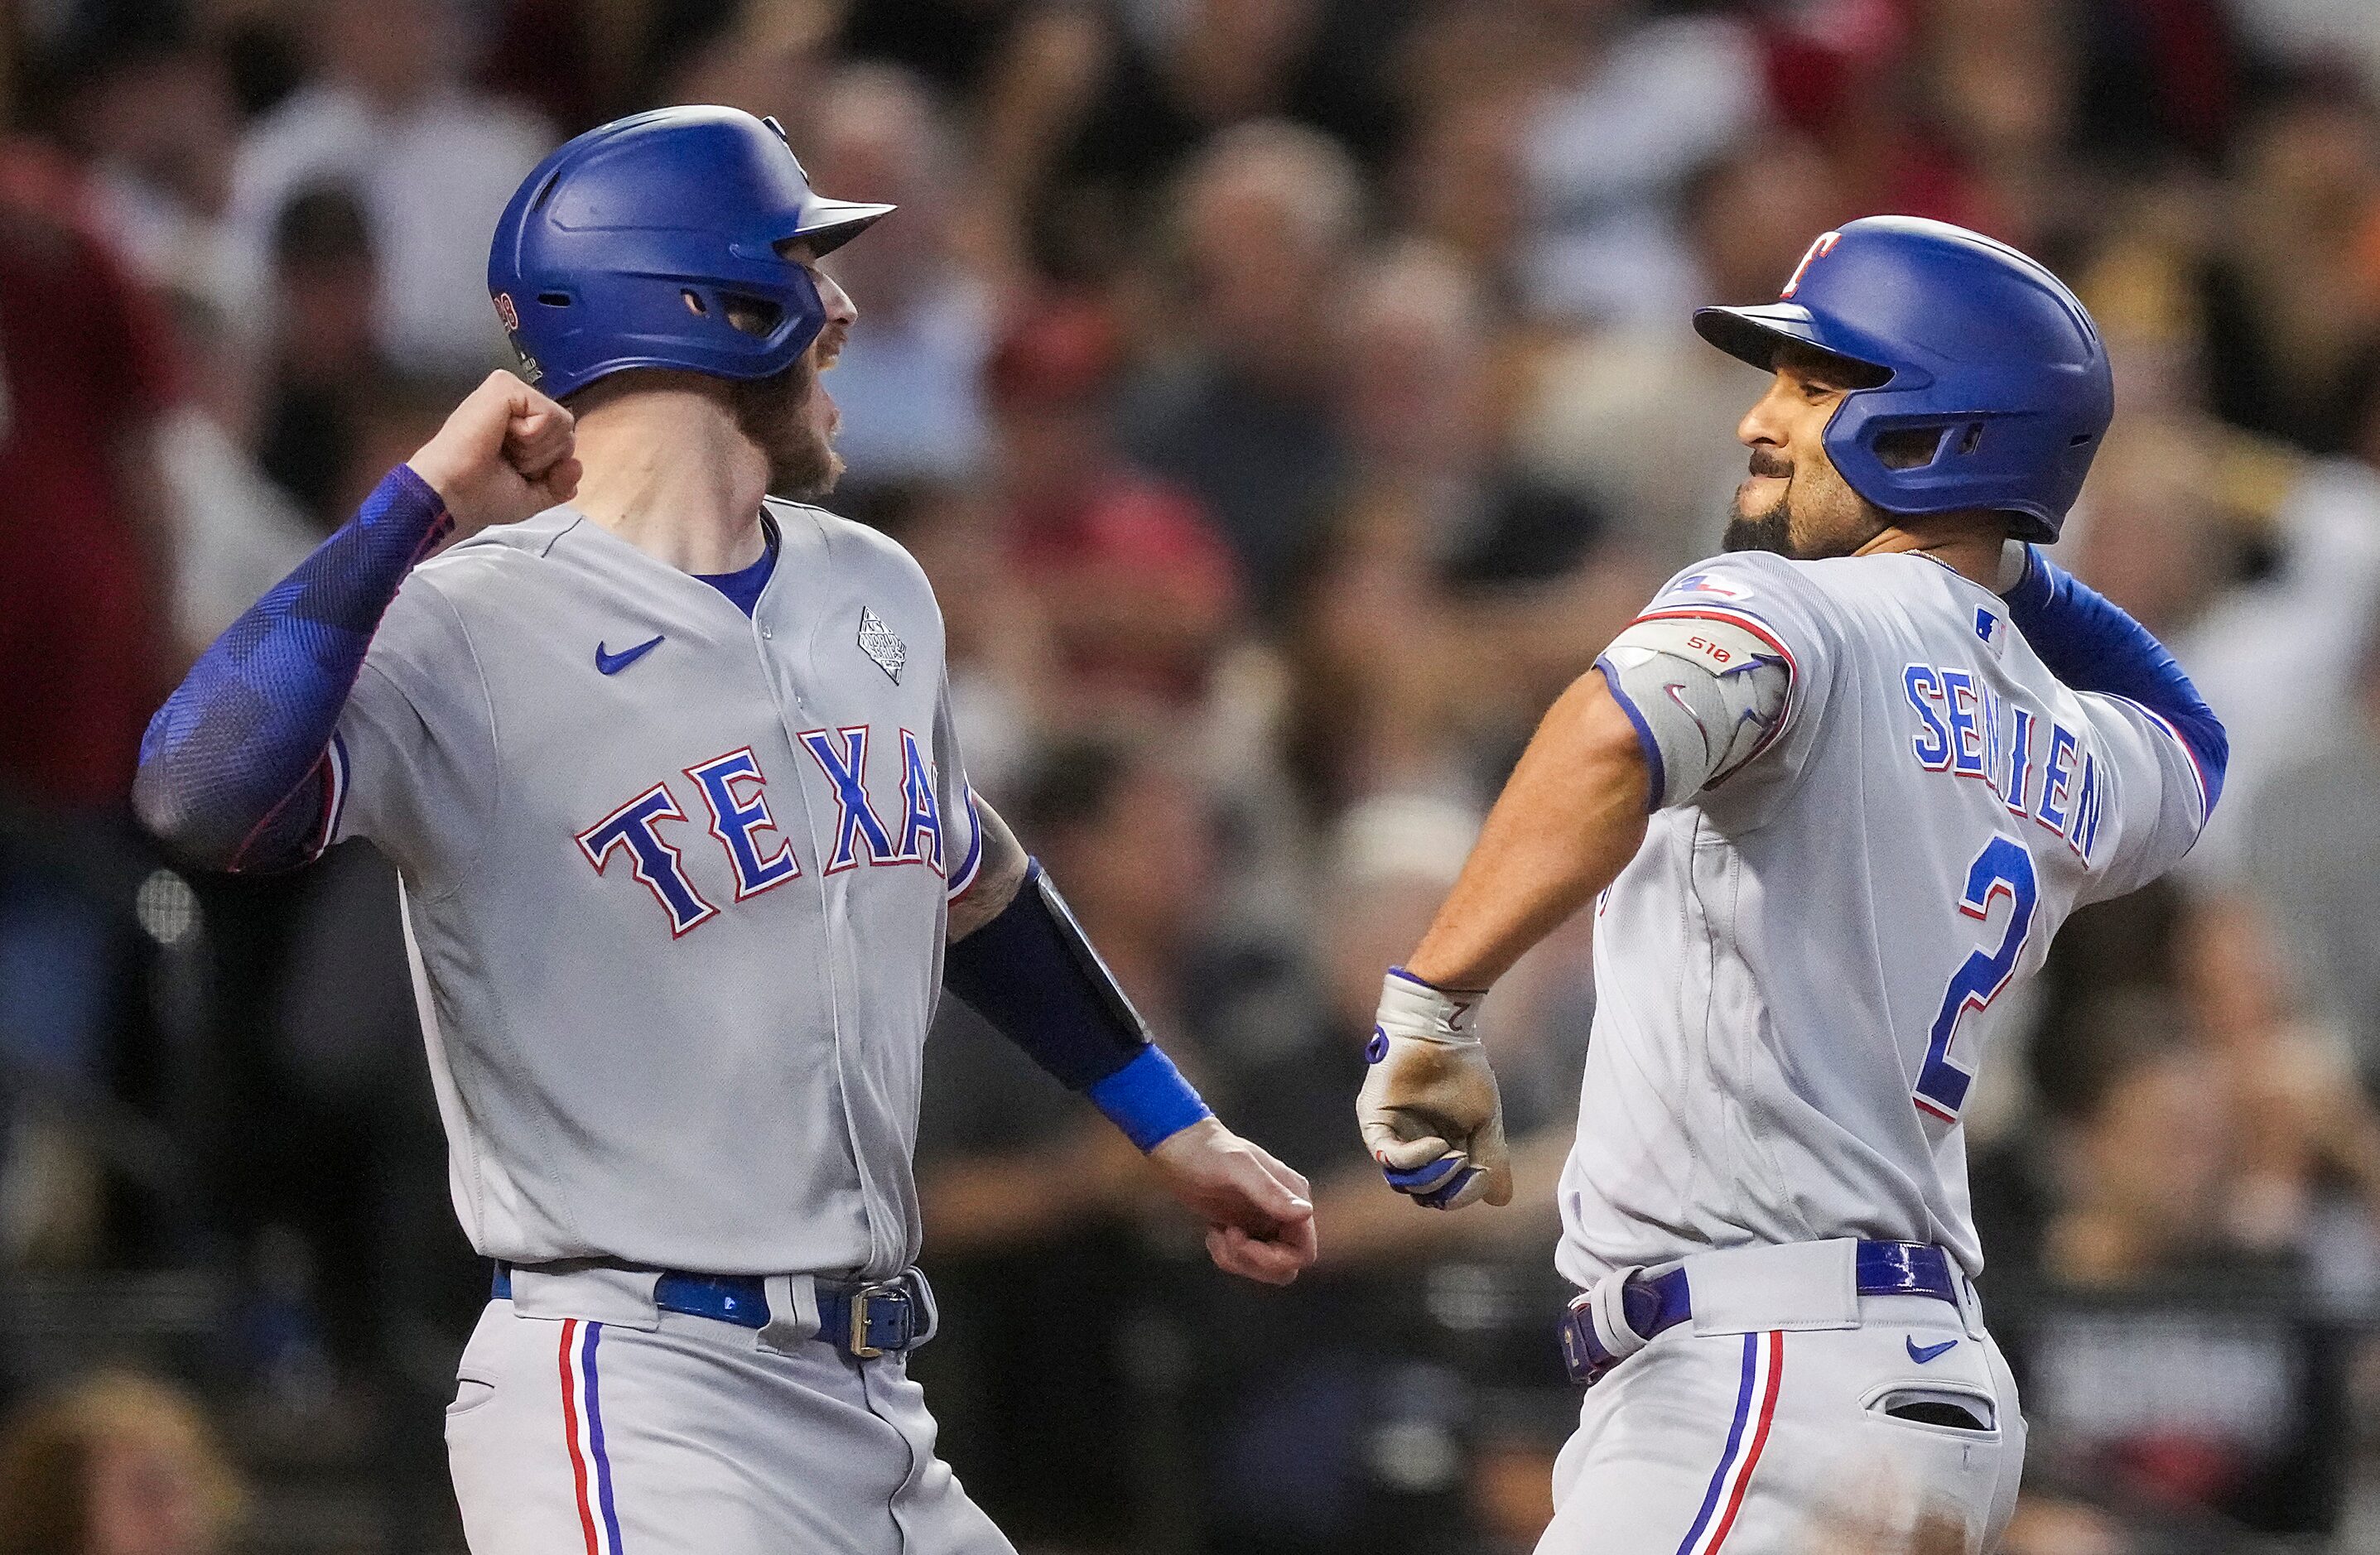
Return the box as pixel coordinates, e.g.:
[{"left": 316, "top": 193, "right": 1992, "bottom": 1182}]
[
  {"left": 1725, "top": 449, "right": 1797, "bottom": 556},
  {"left": 732, "top": 358, "right": 843, "bottom": 499},
  {"left": 1723, "top": 504, "right": 1795, "bottom": 556},
  {"left": 1723, "top": 477, "right": 1890, "bottom": 561}
]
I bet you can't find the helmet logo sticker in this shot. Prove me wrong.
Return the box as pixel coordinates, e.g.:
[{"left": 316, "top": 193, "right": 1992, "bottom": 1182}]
[
  {"left": 1780, "top": 231, "right": 1842, "bottom": 299},
  {"left": 760, "top": 114, "right": 804, "bottom": 176},
  {"left": 493, "top": 291, "right": 522, "bottom": 332}
]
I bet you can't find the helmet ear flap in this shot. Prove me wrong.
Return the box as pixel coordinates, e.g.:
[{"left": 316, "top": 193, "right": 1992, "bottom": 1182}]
[
  {"left": 1867, "top": 421, "right": 1995, "bottom": 471},
  {"left": 719, "top": 295, "right": 784, "bottom": 338},
  {"left": 1872, "top": 426, "right": 1949, "bottom": 471},
  {"left": 751, "top": 261, "right": 827, "bottom": 360},
  {"left": 673, "top": 285, "right": 809, "bottom": 355}
]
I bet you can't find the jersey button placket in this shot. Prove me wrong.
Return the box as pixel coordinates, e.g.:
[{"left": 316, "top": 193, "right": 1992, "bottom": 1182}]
[{"left": 761, "top": 604, "right": 892, "bottom": 1272}]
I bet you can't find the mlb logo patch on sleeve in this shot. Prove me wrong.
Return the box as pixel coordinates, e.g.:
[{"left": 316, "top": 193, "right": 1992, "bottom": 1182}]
[{"left": 1974, "top": 606, "right": 2005, "bottom": 657}]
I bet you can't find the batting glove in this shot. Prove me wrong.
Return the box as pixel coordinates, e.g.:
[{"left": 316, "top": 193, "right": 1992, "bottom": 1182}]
[{"left": 1356, "top": 968, "right": 1513, "bottom": 1211}]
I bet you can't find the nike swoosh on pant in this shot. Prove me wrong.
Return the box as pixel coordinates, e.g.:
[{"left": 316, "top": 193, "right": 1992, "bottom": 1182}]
[{"left": 1905, "top": 1336, "right": 1959, "bottom": 1365}]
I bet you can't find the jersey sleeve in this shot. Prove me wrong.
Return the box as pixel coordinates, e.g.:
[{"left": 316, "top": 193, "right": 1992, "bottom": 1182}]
[
  {"left": 933, "top": 671, "right": 985, "bottom": 899},
  {"left": 131, "top": 467, "right": 455, "bottom": 872},
  {"left": 1598, "top": 555, "right": 1844, "bottom": 818},
  {"left": 325, "top": 576, "right": 498, "bottom": 886},
  {"left": 2067, "top": 690, "right": 2214, "bottom": 904}
]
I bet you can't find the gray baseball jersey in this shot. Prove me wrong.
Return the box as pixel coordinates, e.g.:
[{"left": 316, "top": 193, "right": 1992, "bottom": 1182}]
[
  {"left": 322, "top": 498, "right": 983, "bottom": 1280},
  {"left": 1559, "top": 551, "right": 2209, "bottom": 1288}
]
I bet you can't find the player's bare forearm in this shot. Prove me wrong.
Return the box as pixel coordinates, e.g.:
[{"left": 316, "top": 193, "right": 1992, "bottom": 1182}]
[
  {"left": 1360, "top": 671, "right": 1646, "bottom": 1211},
  {"left": 946, "top": 800, "right": 1026, "bottom": 941},
  {"left": 1406, "top": 668, "right": 1651, "bottom": 990}
]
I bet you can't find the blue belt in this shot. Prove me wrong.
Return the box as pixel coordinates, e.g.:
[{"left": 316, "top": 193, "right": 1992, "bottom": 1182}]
[
  {"left": 491, "top": 1265, "right": 931, "bottom": 1359},
  {"left": 1559, "top": 1240, "right": 1959, "bottom": 1389}
]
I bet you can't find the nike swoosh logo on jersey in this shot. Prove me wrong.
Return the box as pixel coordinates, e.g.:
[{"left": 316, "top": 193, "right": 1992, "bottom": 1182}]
[
  {"left": 595, "top": 635, "right": 665, "bottom": 675},
  {"left": 1906, "top": 1336, "right": 1958, "bottom": 1365}
]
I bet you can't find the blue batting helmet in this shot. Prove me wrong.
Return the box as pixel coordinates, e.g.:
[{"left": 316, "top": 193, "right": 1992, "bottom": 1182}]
[
  {"left": 487, "top": 105, "right": 892, "bottom": 400},
  {"left": 1693, "top": 215, "right": 2113, "bottom": 542}
]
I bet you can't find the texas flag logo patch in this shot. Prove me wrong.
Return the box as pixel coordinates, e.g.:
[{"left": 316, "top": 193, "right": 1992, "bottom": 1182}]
[{"left": 1673, "top": 573, "right": 1751, "bottom": 601}]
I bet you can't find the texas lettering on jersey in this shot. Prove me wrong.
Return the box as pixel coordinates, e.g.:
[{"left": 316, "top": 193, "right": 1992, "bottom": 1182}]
[{"left": 575, "top": 725, "right": 950, "bottom": 936}]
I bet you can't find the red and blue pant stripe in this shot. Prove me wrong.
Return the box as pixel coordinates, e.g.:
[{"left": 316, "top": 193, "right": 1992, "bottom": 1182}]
[
  {"left": 1674, "top": 1330, "right": 1784, "bottom": 1555},
  {"left": 559, "top": 1318, "right": 626, "bottom": 1555}
]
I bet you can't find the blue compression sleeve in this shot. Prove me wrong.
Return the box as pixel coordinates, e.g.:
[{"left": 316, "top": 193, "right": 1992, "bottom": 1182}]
[
  {"left": 942, "top": 859, "right": 1214, "bottom": 1151},
  {"left": 133, "top": 466, "right": 452, "bottom": 871},
  {"left": 2004, "top": 546, "right": 2228, "bottom": 810}
]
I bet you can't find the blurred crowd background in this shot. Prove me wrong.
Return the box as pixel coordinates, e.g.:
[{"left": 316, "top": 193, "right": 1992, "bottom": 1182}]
[{"left": 3, "top": 0, "right": 2380, "bottom": 1549}]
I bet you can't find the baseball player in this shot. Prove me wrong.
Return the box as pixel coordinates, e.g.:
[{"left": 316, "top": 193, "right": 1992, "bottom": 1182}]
[
  {"left": 1356, "top": 218, "right": 2228, "bottom": 1552},
  {"left": 134, "top": 106, "right": 1317, "bottom": 1553}
]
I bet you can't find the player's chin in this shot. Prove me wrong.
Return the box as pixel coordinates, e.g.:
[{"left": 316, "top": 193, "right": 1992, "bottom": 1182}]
[
  {"left": 1722, "top": 501, "right": 1795, "bottom": 557},
  {"left": 766, "top": 429, "right": 845, "bottom": 500}
]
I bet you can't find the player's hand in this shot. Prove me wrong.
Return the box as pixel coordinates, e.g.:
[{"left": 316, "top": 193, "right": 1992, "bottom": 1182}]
[
  {"left": 406, "top": 369, "right": 581, "bottom": 537},
  {"left": 1148, "top": 1119, "right": 1318, "bottom": 1286},
  {"left": 1356, "top": 969, "right": 1514, "bottom": 1211}
]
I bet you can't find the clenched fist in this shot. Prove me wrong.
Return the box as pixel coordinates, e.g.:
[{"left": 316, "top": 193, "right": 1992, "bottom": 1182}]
[
  {"left": 1356, "top": 968, "right": 1513, "bottom": 1210},
  {"left": 407, "top": 370, "right": 581, "bottom": 537},
  {"left": 1149, "top": 1119, "right": 1319, "bottom": 1285}
]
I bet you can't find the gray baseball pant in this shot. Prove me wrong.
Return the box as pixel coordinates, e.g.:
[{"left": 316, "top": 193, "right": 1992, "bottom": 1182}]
[{"left": 446, "top": 1275, "right": 1015, "bottom": 1554}]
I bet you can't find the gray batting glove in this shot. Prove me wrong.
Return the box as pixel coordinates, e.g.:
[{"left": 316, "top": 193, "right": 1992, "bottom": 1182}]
[{"left": 1356, "top": 968, "right": 1513, "bottom": 1211}]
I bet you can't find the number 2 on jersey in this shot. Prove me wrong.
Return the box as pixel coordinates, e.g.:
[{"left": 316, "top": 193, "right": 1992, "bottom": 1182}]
[{"left": 1914, "top": 835, "right": 2037, "bottom": 1123}]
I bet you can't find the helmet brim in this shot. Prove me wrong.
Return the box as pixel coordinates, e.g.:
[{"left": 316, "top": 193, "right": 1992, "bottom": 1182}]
[
  {"left": 785, "top": 198, "right": 896, "bottom": 258},
  {"left": 1693, "top": 303, "right": 1892, "bottom": 383}
]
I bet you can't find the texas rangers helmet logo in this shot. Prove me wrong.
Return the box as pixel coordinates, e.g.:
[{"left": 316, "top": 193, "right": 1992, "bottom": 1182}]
[
  {"left": 492, "top": 291, "right": 521, "bottom": 332},
  {"left": 1780, "top": 231, "right": 1842, "bottom": 299},
  {"left": 857, "top": 607, "right": 906, "bottom": 683}
]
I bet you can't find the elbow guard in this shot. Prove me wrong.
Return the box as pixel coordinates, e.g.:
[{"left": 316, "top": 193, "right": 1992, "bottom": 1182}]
[{"left": 1596, "top": 615, "right": 1792, "bottom": 806}]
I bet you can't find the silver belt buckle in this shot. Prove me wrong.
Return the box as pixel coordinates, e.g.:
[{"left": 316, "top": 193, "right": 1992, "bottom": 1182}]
[{"left": 847, "top": 1280, "right": 905, "bottom": 1359}]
